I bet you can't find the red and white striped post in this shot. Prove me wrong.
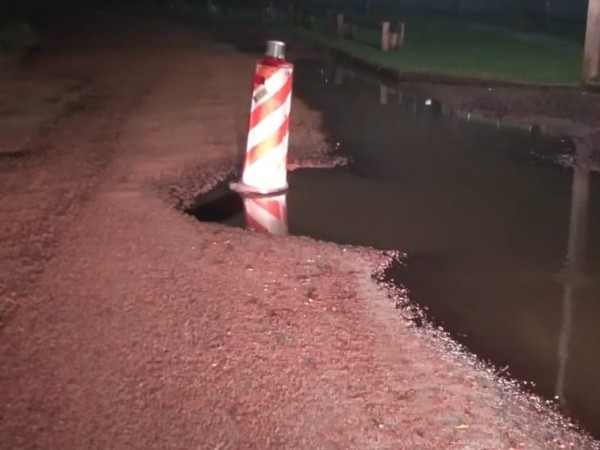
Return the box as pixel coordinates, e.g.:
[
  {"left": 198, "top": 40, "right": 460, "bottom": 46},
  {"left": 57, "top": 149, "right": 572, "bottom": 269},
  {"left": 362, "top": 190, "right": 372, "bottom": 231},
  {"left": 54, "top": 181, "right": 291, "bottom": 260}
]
[
  {"left": 231, "top": 40, "right": 293, "bottom": 195},
  {"left": 244, "top": 193, "right": 288, "bottom": 236}
]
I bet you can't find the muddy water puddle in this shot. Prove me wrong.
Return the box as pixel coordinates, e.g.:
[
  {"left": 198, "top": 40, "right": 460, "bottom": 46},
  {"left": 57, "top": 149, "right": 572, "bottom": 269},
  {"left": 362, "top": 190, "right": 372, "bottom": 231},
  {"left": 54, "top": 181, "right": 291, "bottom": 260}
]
[{"left": 190, "top": 56, "right": 600, "bottom": 438}]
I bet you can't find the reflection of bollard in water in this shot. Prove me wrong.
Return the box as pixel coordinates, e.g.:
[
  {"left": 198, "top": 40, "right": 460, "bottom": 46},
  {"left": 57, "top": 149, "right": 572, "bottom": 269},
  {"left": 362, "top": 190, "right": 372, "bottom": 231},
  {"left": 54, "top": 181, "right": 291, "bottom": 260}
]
[
  {"left": 231, "top": 40, "right": 293, "bottom": 195},
  {"left": 379, "top": 85, "right": 388, "bottom": 105},
  {"left": 243, "top": 193, "right": 288, "bottom": 236}
]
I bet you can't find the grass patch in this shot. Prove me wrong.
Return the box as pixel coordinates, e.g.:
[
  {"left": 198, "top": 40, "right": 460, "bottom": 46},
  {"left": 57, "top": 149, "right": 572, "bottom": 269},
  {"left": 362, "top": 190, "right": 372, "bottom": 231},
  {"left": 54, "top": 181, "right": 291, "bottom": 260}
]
[
  {"left": 285, "top": 14, "right": 583, "bottom": 85},
  {"left": 0, "top": 21, "right": 38, "bottom": 52}
]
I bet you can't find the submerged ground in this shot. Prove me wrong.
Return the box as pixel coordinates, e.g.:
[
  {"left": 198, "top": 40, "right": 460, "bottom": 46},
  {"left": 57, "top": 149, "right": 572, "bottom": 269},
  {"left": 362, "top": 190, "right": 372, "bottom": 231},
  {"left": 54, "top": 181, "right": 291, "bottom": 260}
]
[{"left": 0, "top": 15, "right": 599, "bottom": 449}]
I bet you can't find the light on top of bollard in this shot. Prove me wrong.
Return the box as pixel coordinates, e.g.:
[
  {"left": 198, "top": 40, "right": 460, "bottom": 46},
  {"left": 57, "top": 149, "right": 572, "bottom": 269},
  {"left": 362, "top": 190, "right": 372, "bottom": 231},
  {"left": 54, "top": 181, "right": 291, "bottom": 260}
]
[{"left": 265, "top": 40, "right": 285, "bottom": 59}]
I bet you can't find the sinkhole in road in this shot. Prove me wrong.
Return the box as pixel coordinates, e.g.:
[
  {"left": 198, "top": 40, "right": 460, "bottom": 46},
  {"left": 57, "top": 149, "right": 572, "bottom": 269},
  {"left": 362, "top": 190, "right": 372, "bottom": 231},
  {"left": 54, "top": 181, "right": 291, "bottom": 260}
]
[{"left": 188, "top": 57, "right": 600, "bottom": 439}]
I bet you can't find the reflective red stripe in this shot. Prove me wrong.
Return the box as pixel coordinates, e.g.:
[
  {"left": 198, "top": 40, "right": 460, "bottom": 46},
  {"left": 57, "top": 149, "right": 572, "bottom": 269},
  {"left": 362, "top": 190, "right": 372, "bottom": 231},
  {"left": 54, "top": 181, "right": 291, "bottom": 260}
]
[
  {"left": 246, "top": 115, "right": 289, "bottom": 166},
  {"left": 252, "top": 65, "right": 277, "bottom": 90},
  {"left": 249, "top": 78, "right": 291, "bottom": 129},
  {"left": 258, "top": 198, "right": 284, "bottom": 220},
  {"left": 245, "top": 213, "right": 269, "bottom": 233},
  {"left": 244, "top": 196, "right": 288, "bottom": 234}
]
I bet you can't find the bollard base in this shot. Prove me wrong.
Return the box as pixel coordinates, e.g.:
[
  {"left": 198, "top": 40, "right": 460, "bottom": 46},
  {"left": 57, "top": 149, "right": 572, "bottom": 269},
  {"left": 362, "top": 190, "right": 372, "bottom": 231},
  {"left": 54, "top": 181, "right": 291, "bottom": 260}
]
[{"left": 229, "top": 180, "right": 289, "bottom": 197}]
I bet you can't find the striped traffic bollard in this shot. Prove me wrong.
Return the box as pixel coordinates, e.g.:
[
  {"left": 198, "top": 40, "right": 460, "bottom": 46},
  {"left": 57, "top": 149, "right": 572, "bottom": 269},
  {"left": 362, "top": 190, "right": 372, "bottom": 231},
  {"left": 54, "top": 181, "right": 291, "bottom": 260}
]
[
  {"left": 243, "top": 193, "right": 288, "bottom": 236},
  {"left": 231, "top": 40, "right": 293, "bottom": 195}
]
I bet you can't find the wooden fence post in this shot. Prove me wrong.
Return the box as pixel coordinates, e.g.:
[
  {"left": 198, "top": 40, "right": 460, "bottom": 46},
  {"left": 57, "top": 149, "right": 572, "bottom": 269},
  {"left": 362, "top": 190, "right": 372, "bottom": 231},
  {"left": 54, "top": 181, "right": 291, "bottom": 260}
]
[
  {"left": 336, "top": 13, "right": 345, "bottom": 39},
  {"left": 388, "top": 22, "right": 405, "bottom": 50},
  {"left": 583, "top": 0, "right": 600, "bottom": 80},
  {"left": 381, "top": 21, "right": 390, "bottom": 51},
  {"left": 398, "top": 22, "right": 405, "bottom": 46}
]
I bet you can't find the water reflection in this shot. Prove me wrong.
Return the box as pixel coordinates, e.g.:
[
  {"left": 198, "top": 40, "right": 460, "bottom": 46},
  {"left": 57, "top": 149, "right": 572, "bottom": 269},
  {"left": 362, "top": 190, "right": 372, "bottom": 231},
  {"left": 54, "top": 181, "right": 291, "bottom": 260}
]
[
  {"left": 243, "top": 193, "right": 288, "bottom": 236},
  {"left": 322, "top": 63, "right": 566, "bottom": 142},
  {"left": 295, "top": 59, "right": 599, "bottom": 436},
  {"left": 187, "top": 186, "right": 288, "bottom": 236},
  {"left": 379, "top": 84, "right": 389, "bottom": 105},
  {"left": 555, "top": 143, "right": 592, "bottom": 410}
]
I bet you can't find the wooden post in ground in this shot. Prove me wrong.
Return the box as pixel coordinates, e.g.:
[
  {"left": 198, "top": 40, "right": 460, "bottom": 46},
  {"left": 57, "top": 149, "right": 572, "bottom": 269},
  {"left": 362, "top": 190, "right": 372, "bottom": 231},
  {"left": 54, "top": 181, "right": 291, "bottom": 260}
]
[
  {"left": 269, "top": 1, "right": 276, "bottom": 21},
  {"left": 389, "top": 23, "right": 405, "bottom": 50},
  {"left": 398, "top": 22, "right": 405, "bottom": 46},
  {"left": 583, "top": 0, "right": 600, "bottom": 80},
  {"left": 336, "top": 13, "right": 345, "bottom": 39},
  {"left": 544, "top": 0, "right": 552, "bottom": 29},
  {"left": 381, "top": 21, "right": 390, "bottom": 51},
  {"left": 389, "top": 32, "right": 398, "bottom": 50},
  {"left": 262, "top": 1, "right": 273, "bottom": 20}
]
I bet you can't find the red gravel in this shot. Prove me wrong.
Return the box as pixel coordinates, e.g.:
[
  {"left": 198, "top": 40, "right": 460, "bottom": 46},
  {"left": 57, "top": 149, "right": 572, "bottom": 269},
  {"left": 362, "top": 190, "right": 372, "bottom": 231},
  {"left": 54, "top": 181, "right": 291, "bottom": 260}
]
[{"left": 0, "top": 17, "right": 598, "bottom": 450}]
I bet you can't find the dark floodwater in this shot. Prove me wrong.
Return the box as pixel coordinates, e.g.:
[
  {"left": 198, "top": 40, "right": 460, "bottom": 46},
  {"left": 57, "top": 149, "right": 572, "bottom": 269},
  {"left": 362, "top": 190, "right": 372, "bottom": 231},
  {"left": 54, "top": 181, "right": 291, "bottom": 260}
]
[{"left": 191, "top": 54, "right": 600, "bottom": 438}]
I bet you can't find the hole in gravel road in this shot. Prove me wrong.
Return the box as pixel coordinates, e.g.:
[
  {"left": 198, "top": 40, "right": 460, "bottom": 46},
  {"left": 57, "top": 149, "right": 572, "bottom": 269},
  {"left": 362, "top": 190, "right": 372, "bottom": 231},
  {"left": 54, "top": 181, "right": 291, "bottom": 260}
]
[
  {"left": 190, "top": 187, "right": 243, "bottom": 223},
  {"left": 187, "top": 57, "right": 600, "bottom": 439}
]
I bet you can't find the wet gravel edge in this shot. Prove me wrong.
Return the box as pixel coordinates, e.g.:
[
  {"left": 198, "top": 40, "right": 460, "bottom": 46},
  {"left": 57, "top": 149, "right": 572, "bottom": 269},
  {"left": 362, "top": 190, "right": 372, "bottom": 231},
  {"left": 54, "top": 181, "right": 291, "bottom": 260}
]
[{"left": 155, "top": 154, "right": 600, "bottom": 449}]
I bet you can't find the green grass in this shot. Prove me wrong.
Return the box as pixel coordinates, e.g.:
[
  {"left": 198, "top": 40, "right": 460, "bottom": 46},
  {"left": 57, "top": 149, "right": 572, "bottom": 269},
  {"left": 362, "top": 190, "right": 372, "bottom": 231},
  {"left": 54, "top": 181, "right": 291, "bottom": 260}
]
[
  {"left": 285, "top": 15, "right": 584, "bottom": 85},
  {"left": 0, "top": 21, "right": 38, "bottom": 52}
]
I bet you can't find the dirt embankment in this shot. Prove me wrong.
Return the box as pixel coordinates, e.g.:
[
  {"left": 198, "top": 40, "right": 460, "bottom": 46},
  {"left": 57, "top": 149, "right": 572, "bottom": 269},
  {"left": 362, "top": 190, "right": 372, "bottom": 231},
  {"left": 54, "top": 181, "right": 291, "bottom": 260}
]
[{"left": 0, "top": 17, "right": 598, "bottom": 450}]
